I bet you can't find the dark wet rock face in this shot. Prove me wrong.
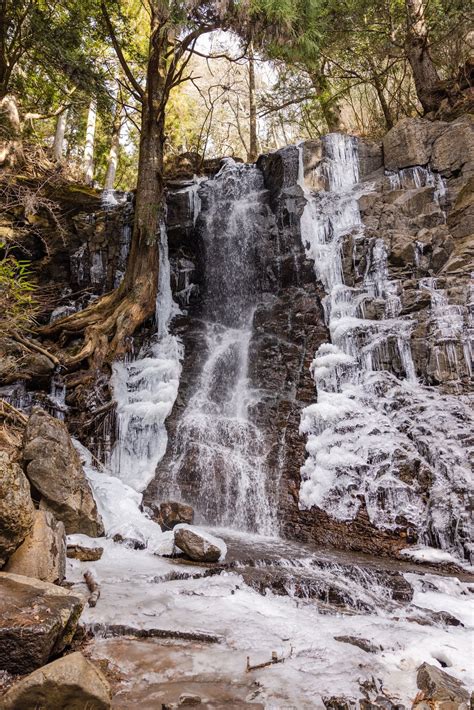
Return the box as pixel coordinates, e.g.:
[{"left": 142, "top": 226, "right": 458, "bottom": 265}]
[{"left": 144, "top": 119, "right": 473, "bottom": 562}]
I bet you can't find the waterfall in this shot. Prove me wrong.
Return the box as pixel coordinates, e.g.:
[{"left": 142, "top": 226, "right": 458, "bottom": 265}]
[
  {"left": 298, "top": 134, "right": 472, "bottom": 559},
  {"left": 109, "top": 223, "right": 182, "bottom": 493},
  {"left": 155, "top": 159, "right": 277, "bottom": 536}
]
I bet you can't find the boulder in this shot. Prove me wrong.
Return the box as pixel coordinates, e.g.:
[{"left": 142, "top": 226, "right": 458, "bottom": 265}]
[
  {"left": 358, "top": 139, "right": 383, "bottom": 178},
  {"left": 1, "top": 651, "right": 111, "bottom": 710},
  {"left": 334, "top": 635, "right": 379, "bottom": 653},
  {"left": 157, "top": 501, "right": 194, "bottom": 531},
  {"left": 431, "top": 116, "right": 474, "bottom": 177},
  {"left": 414, "top": 662, "right": 470, "bottom": 709},
  {"left": 0, "top": 450, "right": 35, "bottom": 567},
  {"left": 0, "top": 572, "right": 84, "bottom": 674},
  {"left": 447, "top": 177, "right": 474, "bottom": 241},
  {"left": 4, "top": 510, "right": 66, "bottom": 583},
  {"left": 23, "top": 408, "right": 104, "bottom": 536},
  {"left": 174, "top": 527, "right": 225, "bottom": 563},
  {"left": 383, "top": 118, "right": 444, "bottom": 170}
]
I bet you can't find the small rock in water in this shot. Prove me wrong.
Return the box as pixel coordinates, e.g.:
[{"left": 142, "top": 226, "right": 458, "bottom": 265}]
[
  {"left": 1, "top": 651, "right": 111, "bottom": 710},
  {"left": 413, "top": 663, "right": 470, "bottom": 709},
  {"left": 334, "top": 635, "right": 380, "bottom": 653},
  {"left": 156, "top": 500, "right": 194, "bottom": 531},
  {"left": 174, "top": 526, "right": 226, "bottom": 563},
  {"left": 67, "top": 544, "right": 104, "bottom": 561},
  {"left": 112, "top": 532, "right": 146, "bottom": 550}
]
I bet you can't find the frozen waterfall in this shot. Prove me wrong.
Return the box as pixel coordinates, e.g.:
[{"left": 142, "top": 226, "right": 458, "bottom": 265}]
[{"left": 298, "top": 134, "right": 472, "bottom": 561}]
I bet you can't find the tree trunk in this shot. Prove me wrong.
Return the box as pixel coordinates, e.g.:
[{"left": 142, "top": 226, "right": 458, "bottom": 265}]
[
  {"left": 0, "top": 93, "right": 23, "bottom": 166},
  {"left": 310, "top": 71, "right": 344, "bottom": 133},
  {"left": 52, "top": 108, "right": 68, "bottom": 162},
  {"left": 41, "top": 9, "right": 168, "bottom": 368},
  {"left": 405, "top": 0, "right": 442, "bottom": 113},
  {"left": 104, "top": 105, "right": 121, "bottom": 191},
  {"left": 247, "top": 43, "right": 258, "bottom": 163},
  {"left": 83, "top": 100, "right": 97, "bottom": 185},
  {"left": 367, "top": 60, "right": 394, "bottom": 130}
]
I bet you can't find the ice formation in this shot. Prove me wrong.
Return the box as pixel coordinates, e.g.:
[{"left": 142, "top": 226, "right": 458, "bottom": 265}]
[
  {"left": 109, "top": 222, "right": 182, "bottom": 492},
  {"left": 298, "top": 134, "right": 473, "bottom": 560}
]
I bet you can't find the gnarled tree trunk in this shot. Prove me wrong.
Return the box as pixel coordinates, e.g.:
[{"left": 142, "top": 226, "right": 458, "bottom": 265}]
[
  {"left": 405, "top": 0, "right": 442, "bottom": 113},
  {"left": 41, "top": 9, "right": 170, "bottom": 369},
  {"left": 310, "top": 70, "right": 345, "bottom": 133}
]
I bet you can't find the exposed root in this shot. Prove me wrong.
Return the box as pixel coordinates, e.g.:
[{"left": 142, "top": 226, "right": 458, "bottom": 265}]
[
  {"left": 0, "top": 398, "right": 28, "bottom": 426},
  {"left": 11, "top": 330, "right": 61, "bottom": 367},
  {"left": 38, "top": 283, "right": 156, "bottom": 369}
]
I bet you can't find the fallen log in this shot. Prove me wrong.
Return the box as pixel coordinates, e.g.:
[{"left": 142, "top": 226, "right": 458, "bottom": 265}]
[
  {"left": 84, "top": 570, "right": 100, "bottom": 607},
  {"left": 85, "top": 622, "right": 222, "bottom": 644}
]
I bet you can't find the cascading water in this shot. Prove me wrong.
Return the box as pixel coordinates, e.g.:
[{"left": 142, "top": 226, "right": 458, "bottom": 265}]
[
  {"left": 155, "top": 160, "right": 277, "bottom": 536},
  {"left": 109, "top": 223, "right": 182, "bottom": 493},
  {"left": 298, "top": 134, "right": 473, "bottom": 560}
]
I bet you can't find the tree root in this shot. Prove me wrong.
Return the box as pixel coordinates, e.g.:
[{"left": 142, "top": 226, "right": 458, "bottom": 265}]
[
  {"left": 0, "top": 398, "right": 28, "bottom": 426},
  {"left": 12, "top": 330, "right": 61, "bottom": 367},
  {"left": 38, "top": 284, "right": 156, "bottom": 369}
]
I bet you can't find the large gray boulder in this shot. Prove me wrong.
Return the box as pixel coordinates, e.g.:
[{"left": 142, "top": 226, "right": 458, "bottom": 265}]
[
  {"left": 1, "top": 651, "right": 111, "bottom": 710},
  {"left": 4, "top": 510, "right": 66, "bottom": 583},
  {"left": 23, "top": 408, "right": 104, "bottom": 536},
  {"left": 414, "top": 662, "right": 470, "bottom": 709},
  {"left": 383, "top": 117, "right": 444, "bottom": 170},
  {"left": 0, "top": 450, "right": 35, "bottom": 567},
  {"left": 431, "top": 115, "right": 474, "bottom": 178},
  {"left": 0, "top": 572, "right": 84, "bottom": 674},
  {"left": 174, "top": 526, "right": 225, "bottom": 563}
]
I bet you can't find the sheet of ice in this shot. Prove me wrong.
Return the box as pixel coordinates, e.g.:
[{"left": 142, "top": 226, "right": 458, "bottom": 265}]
[
  {"left": 401, "top": 546, "right": 474, "bottom": 571},
  {"left": 74, "top": 440, "right": 165, "bottom": 550},
  {"left": 67, "top": 540, "right": 474, "bottom": 707}
]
